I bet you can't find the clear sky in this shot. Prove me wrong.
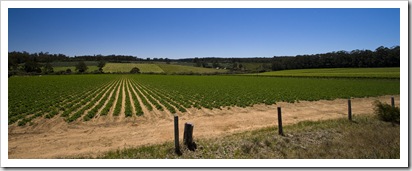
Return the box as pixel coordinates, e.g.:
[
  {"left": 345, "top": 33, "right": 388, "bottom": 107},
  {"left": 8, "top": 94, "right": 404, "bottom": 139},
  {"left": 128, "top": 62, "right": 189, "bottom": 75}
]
[{"left": 8, "top": 8, "right": 400, "bottom": 59}]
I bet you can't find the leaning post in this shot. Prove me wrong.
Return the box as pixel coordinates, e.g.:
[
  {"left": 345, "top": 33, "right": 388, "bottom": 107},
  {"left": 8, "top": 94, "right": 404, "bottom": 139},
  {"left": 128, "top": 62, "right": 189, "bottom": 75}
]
[
  {"left": 184, "top": 122, "right": 197, "bottom": 151},
  {"left": 391, "top": 96, "right": 395, "bottom": 108}
]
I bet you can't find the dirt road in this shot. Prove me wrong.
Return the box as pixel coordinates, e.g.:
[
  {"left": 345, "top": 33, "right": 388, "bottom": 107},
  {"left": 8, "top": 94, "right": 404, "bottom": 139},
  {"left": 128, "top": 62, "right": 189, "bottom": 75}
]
[{"left": 8, "top": 95, "right": 399, "bottom": 158}]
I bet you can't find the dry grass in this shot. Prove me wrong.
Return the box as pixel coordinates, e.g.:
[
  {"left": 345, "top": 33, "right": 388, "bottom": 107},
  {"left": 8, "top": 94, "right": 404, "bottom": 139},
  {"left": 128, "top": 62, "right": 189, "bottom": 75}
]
[{"left": 92, "top": 114, "right": 399, "bottom": 159}]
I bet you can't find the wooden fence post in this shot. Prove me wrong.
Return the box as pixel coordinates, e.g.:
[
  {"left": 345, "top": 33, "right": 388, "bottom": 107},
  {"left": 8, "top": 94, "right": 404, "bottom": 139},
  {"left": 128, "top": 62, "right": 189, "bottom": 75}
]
[
  {"left": 391, "top": 96, "right": 395, "bottom": 108},
  {"left": 348, "top": 98, "right": 352, "bottom": 121},
  {"left": 277, "top": 107, "right": 284, "bottom": 136},
  {"left": 174, "top": 115, "right": 180, "bottom": 154},
  {"left": 184, "top": 122, "right": 197, "bottom": 151}
]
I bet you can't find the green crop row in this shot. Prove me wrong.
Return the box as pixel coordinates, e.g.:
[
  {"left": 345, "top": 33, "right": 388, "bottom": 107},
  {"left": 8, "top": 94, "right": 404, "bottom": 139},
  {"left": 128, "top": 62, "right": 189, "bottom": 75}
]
[
  {"left": 15, "top": 80, "right": 116, "bottom": 126},
  {"left": 133, "top": 81, "right": 163, "bottom": 111},
  {"left": 84, "top": 80, "right": 121, "bottom": 121},
  {"left": 113, "top": 80, "right": 124, "bottom": 116},
  {"left": 66, "top": 80, "right": 117, "bottom": 122},
  {"left": 124, "top": 81, "right": 133, "bottom": 117},
  {"left": 129, "top": 79, "right": 153, "bottom": 111},
  {"left": 9, "top": 75, "right": 118, "bottom": 125},
  {"left": 9, "top": 73, "right": 400, "bottom": 125},
  {"left": 127, "top": 80, "right": 144, "bottom": 116},
  {"left": 130, "top": 74, "right": 400, "bottom": 111},
  {"left": 101, "top": 81, "right": 120, "bottom": 116},
  {"left": 135, "top": 81, "right": 186, "bottom": 113}
]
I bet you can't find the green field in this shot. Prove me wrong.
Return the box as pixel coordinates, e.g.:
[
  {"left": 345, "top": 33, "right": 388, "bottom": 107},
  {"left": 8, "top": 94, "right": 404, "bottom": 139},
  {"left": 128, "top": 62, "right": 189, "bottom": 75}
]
[
  {"left": 156, "top": 64, "right": 227, "bottom": 74},
  {"left": 102, "top": 63, "right": 164, "bottom": 73},
  {"left": 9, "top": 73, "right": 399, "bottom": 126},
  {"left": 102, "top": 62, "right": 227, "bottom": 74},
  {"left": 247, "top": 68, "right": 400, "bottom": 79}
]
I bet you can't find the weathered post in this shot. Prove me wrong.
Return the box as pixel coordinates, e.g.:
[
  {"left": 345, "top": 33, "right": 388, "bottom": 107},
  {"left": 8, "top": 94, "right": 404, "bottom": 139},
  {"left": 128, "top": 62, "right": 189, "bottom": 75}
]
[
  {"left": 391, "top": 96, "right": 395, "bottom": 108},
  {"left": 348, "top": 98, "right": 352, "bottom": 121},
  {"left": 184, "top": 122, "right": 196, "bottom": 151},
  {"left": 174, "top": 115, "right": 180, "bottom": 154},
  {"left": 277, "top": 107, "right": 284, "bottom": 136}
]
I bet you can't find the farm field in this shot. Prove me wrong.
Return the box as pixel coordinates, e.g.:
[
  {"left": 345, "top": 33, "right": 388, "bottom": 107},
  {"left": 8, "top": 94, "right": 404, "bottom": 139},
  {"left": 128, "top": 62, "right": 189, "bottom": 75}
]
[
  {"left": 156, "top": 63, "right": 228, "bottom": 74},
  {"left": 8, "top": 95, "right": 400, "bottom": 158},
  {"left": 102, "top": 62, "right": 226, "bottom": 74},
  {"left": 246, "top": 67, "right": 400, "bottom": 79},
  {"left": 102, "top": 63, "right": 164, "bottom": 73},
  {"left": 8, "top": 74, "right": 399, "bottom": 126},
  {"left": 8, "top": 73, "right": 400, "bottom": 159}
]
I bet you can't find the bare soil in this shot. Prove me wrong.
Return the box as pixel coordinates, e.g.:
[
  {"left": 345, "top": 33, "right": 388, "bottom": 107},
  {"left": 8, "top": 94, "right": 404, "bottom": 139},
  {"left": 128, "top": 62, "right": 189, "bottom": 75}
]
[{"left": 8, "top": 95, "right": 399, "bottom": 159}]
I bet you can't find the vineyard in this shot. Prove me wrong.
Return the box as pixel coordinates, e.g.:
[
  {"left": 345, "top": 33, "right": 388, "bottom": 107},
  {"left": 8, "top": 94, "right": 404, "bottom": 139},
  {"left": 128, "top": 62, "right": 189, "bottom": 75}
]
[{"left": 8, "top": 74, "right": 400, "bottom": 126}]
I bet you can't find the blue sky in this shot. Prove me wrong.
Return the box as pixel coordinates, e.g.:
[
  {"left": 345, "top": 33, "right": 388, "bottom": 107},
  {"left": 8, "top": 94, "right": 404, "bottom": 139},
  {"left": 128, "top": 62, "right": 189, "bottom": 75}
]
[{"left": 8, "top": 8, "right": 399, "bottom": 59}]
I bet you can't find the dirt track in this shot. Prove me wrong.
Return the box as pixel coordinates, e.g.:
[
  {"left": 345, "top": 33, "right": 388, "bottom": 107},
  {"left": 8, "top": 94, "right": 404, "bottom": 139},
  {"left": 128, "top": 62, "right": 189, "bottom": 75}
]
[{"left": 8, "top": 95, "right": 399, "bottom": 159}]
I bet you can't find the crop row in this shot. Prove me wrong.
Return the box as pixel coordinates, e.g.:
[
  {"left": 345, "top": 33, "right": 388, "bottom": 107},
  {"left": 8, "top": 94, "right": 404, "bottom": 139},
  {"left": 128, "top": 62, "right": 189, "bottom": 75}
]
[
  {"left": 129, "top": 75, "right": 400, "bottom": 111},
  {"left": 12, "top": 76, "right": 117, "bottom": 126},
  {"left": 9, "top": 74, "right": 400, "bottom": 125}
]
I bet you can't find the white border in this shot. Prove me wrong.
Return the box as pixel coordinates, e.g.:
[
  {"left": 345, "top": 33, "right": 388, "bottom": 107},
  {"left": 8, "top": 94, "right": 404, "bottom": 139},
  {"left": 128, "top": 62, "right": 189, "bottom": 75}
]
[{"left": 1, "top": 0, "right": 408, "bottom": 168}]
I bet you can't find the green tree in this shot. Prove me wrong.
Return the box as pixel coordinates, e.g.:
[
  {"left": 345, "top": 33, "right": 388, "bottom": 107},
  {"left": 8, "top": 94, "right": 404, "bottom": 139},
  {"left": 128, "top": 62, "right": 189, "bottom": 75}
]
[
  {"left": 97, "top": 61, "right": 106, "bottom": 72},
  {"left": 66, "top": 68, "right": 72, "bottom": 74},
  {"left": 43, "top": 62, "right": 54, "bottom": 74},
  {"left": 75, "top": 61, "right": 88, "bottom": 73},
  {"left": 130, "top": 67, "right": 140, "bottom": 74},
  {"left": 24, "top": 60, "right": 41, "bottom": 73}
]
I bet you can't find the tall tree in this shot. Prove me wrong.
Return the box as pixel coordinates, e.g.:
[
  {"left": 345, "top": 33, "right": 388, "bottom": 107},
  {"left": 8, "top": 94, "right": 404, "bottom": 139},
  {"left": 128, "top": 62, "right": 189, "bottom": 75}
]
[
  {"left": 43, "top": 62, "right": 54, "bottom": 74},
  {"left": 75, "top": 61, "right": 88, "bottom": 73},
  {"left": 97, "top": 61, "right": 106, "bottom": 72},
  {"left": 24, "top": 60, "right": 41, "bottom": 73}
]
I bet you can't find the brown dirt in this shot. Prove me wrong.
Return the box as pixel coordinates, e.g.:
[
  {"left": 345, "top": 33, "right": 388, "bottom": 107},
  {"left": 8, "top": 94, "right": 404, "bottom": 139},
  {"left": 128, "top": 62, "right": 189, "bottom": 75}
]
[{"left": 8, "top": 95, "right": 399, "bottom": 159}]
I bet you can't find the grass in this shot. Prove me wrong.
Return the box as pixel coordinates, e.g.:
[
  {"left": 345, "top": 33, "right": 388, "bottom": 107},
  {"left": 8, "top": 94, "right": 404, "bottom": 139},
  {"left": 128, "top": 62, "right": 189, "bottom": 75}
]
[
  {"left": 84, "top": 115, "right": 399, "bottom": 159},
  {"left": 102, "top": 63, "right": 164, "bottom": 73},
  {"left": 157, "top": 64, "right": 228, "bottom": 74},
  {"left": 374, "top": 100, "right": 400, "bottom": 124},
  {"left": 101, "top": 62, "right": 228, "bottom": 74},
  {"left": 246, "top": 68, "right": 400, "bottom": 79}
]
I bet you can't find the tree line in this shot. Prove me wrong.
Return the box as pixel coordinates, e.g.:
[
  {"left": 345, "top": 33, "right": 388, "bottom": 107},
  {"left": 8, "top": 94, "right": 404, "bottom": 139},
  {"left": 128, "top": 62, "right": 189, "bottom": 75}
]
[
  {"left": 8, "top": 46, "right": 399, "bottom": 75},
  {"left": 187, "top": 46, "right": 400, "bottom": 72}
]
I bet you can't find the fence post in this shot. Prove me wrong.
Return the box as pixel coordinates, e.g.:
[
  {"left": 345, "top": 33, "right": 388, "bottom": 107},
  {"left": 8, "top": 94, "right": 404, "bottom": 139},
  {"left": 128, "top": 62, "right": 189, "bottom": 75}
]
[
  {"left": 174, "top": 115, "right": 180, "bottom": 154},
  {"left": 184, "top": 122, "right": 196, "bottom": 151},
  {"left": 391, "top": 96, "right": 395, "bottom": 108},
  {"left": 348, "top": 98, "right": 352, "bottom": 121},
  {"left": 277, "top": 107, "right": 284, "bottom": 136}
]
